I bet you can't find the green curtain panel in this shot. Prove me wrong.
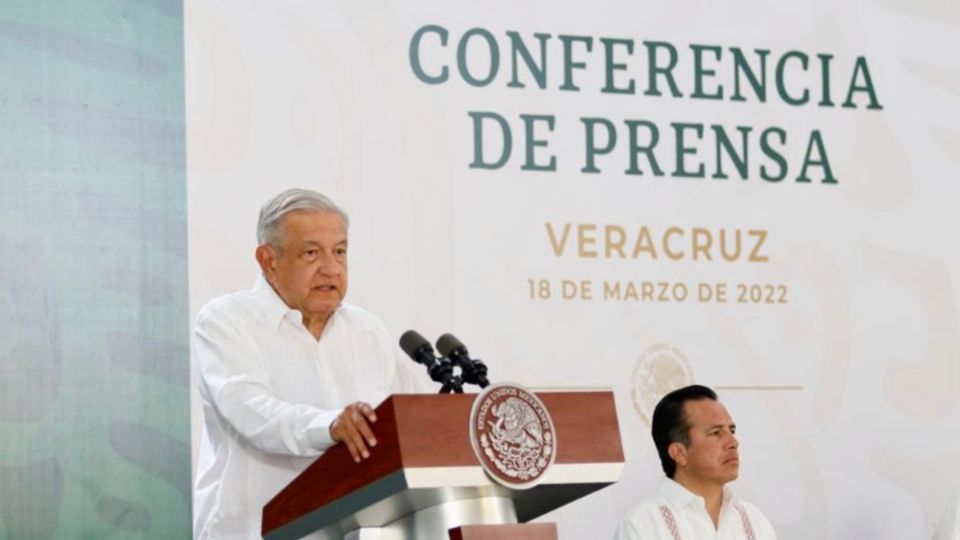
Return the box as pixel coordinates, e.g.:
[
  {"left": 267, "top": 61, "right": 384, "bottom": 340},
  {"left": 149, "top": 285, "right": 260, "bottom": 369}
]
[{"left": 0, "top": 1, "right": 190, "bottom": 538}]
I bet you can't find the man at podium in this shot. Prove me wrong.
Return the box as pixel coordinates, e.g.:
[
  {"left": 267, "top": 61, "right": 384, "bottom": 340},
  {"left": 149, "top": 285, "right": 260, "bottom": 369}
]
[
  {"left": 192, "top": 189, "right": 425, "bottom": 539},
  {"left": 615, "top": 385, "right": 777, "bottom": 539}
]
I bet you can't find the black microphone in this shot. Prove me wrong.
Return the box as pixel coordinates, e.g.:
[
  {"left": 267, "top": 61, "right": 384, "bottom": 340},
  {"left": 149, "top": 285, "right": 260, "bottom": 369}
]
[
  {"left": 436, "top": 333, "right": 490, "bottom": 388},
  {"left": 399, "top": 330, "right": 463, "bottom": 394}
]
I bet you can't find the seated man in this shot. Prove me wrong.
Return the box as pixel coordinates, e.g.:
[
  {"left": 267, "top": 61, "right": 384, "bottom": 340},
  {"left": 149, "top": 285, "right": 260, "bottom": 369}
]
[
  {"left": 615, "top": 385, "right": 777, "bottom": 539},
  {"left": 193, "top": 188, "right": 425, "bottom": 539}
]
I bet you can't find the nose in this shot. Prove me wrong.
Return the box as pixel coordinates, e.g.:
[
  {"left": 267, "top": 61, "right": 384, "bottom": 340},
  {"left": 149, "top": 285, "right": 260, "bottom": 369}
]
[
  {"left": 726, "top": 431, "right": 739, "bottom": 450},
  {"left": 316, "top": 253, "right": 340, "bottom": 276}
]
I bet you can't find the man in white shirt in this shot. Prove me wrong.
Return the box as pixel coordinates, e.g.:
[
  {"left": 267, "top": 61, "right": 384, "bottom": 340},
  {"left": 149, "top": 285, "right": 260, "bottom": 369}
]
[
  {"left": 193, "top": 189, "right": 425, "bottom": 539},
  {"left": 615, "top": 385, "right": 777, "bottom": 539}
]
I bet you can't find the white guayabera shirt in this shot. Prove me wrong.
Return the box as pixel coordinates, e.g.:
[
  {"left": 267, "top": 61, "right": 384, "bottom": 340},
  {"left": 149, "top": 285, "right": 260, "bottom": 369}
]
[
  {"left": 615, "top": 478, "right": 778, "bottom": 540},
  {"left": 193, "top": 275, "right": 425, "bottom": 540}
]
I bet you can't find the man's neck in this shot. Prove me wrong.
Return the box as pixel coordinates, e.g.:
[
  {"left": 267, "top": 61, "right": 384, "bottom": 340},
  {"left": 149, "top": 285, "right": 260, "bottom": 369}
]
[
  {"left": 673, "top": 472, "right": 725, "bottom": 529},
  {"left": 264, "top": 279, "right": 332, "bottom": 340},
  {"left": 301, "top": 313, "right": 330, "bottom": 340}
]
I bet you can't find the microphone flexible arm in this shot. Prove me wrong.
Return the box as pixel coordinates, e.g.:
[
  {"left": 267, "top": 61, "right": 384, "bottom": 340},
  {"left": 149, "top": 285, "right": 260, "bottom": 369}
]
[{"left": 436, "top": 333, "right": 490, "bottom": 389}]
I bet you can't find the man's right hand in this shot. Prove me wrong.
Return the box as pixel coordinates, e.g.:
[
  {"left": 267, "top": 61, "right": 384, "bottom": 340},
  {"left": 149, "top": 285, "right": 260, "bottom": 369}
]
[{"left": 330, "top": 402, "right": 378, "bottom": 463}]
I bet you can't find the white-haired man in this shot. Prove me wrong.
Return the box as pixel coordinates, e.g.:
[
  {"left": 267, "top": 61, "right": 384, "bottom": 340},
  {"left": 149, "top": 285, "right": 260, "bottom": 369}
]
[{"left": 193, "top": 189, "right": 425, "bottom": 539}]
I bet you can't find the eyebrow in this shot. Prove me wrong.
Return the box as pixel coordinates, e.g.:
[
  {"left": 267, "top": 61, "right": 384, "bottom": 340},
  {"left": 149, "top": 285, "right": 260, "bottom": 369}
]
[
  {"left": 707, "top": 423, "right": 736, "bottom": 431},
  {"left": 300, "top": 239, "right": 348, "bottom": 247}
]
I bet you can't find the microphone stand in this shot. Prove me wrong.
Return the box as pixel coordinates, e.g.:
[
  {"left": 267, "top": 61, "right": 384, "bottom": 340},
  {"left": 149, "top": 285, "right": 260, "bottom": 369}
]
[{"left": 431, "top": 358, "right": 464, "bottom": 394}]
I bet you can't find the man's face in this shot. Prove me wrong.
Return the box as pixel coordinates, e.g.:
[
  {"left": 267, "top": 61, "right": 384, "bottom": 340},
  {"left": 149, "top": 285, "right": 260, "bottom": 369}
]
[
  {"left": 261, "top": 210, "right": 348, "bottom": 321},
  {"left": 676, "top": 399, "right": 740, "bottom": 486}
]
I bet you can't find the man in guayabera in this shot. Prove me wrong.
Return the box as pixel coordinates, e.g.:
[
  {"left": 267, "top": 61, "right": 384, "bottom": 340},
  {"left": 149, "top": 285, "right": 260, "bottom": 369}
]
[
  {"left": 615, "top": 385, "right": 777, "bottom": 539},
  {"left": 193, "top": 188, "right": 426, "bottom": 539}
]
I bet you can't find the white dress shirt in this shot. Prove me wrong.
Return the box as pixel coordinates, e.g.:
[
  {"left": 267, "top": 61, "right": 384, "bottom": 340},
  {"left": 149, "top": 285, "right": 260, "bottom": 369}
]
[
  {"left": 615, "top": 478, "right": 777, "bottom": 540},
  {"left": 193, "top": 275, "right": 425, "bottom": 539}
]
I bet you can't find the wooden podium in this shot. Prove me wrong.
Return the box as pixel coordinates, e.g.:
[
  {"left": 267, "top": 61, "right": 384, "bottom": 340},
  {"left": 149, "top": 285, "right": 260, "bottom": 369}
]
[{"left": 262, "top": 390, "right": 624, "bottom": 540}]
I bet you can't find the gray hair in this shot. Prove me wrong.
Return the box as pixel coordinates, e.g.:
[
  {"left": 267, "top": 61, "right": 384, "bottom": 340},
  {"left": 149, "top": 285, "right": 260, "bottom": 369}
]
[{"left": 256, "top": 188, "right": 349, "bottom": 246}]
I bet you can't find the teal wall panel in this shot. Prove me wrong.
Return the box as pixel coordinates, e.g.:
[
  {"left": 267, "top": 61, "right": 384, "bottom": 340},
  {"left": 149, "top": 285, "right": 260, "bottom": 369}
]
[{"left": 0, "top": 1, "right": 189, "bottom": 538}]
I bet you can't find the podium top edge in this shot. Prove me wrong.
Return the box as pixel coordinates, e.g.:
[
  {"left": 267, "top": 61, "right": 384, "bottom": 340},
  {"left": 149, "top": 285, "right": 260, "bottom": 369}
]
[
  {"left": 387, "top": 387, "right": 614, "bottom": 396},
  {"left": 526, "top": 386, "right": 614, "bottom": 393}
]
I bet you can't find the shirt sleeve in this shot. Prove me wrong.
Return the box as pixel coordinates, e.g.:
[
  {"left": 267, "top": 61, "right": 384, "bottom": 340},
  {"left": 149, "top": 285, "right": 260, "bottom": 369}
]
[
  {"left": 743, "top": 502, "right": 778, "bottom": 540},
  {"left": 613, "top": 505, "right": 664, "bottom": 540},
  {"left": 194, "top": 305, "right": 339, "bottom": 457}
]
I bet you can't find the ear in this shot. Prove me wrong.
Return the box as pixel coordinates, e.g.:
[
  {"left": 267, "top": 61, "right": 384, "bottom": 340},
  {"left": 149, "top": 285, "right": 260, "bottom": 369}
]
[
  {"left": 255, "top": 244, "right": 277, "bottom": 279},
  {"left": 668, "top": 441, "right": 688, "bottom": 468}
]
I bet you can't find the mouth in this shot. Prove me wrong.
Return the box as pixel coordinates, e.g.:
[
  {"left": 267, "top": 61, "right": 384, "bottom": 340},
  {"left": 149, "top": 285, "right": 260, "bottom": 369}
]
[
  {"left": 312, "top": 285, "right": 338, "bottom": 293},
  {"left": 723, "top": 456, "right": 740, "bottom": 465}
]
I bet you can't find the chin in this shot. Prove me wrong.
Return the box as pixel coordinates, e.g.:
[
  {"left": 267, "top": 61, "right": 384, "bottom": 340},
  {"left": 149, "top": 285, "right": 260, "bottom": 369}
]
[
  {"left": 307, "top": 291, "right": 342, "bottom": 306},
  {"left": 310, "top": 302, "right": 341, "bottom": 315}
]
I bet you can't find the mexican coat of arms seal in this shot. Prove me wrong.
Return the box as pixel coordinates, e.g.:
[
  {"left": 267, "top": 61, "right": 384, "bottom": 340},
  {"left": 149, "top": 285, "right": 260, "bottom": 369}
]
[{"left": 468, "top": 383, "right": 557, "bottom": 489}]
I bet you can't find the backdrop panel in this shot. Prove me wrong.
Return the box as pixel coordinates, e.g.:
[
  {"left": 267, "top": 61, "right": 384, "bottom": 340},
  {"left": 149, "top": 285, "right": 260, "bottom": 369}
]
[
  {"left": 186, "top": 2, "right": 960, "bottom": 538},
  {"left": 0, "top": 1, "right": 190, "bottom": 538}
]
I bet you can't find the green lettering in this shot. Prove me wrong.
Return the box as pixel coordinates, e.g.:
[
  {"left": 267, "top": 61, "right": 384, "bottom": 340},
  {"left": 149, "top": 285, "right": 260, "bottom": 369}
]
[
  {"left": 731, "top": 47, "right": 768, "bottom": 102},
  {"left": 457, "top": 28, "right": 499, "bottom": 87},
  {"left": 760, "top": 127, "right": 787, "bottom": 182},
  {"left": 600, "top": 38, "right": 635, "bottom": 94},
  {"left": 559, "top": 35, "right": 593, "bottom": 91},
  {"left": 581, "top": 117, "right": 617, "bottom": 173},
  {"left": 672, "top": 123, "right": 705, "bottom": 178},
  {"left": 690, "top": 44, "right": 723, "bottom": 100},
  {"left": 842, "top": 56, "right": 883, "bottom": 110},
  {"left": 521, "top": 114, "right": 556, "bottom": 171},
  {"left": 712, "top": 125, "right": 751, "bottom": 180},
  {"left": 507, "top": 31, "right": 550, "bottom": 89},
  {"left": 625, "top": 120, "right": 663, "bottom": 176},
  {"left": 643, "top": 41, "right": 682, "bottom": 97},
  {"left": 775, "top": 51, "right": 809, "bottom": 106},
  {"left": 797, "top": 130, "right": 837, "bottom": 184},
  {"left": 409, "top": 25, "right": 449, "bottom": 84},
  {"left": 469, "top": 111, "right": 512, "bottom": 169}
]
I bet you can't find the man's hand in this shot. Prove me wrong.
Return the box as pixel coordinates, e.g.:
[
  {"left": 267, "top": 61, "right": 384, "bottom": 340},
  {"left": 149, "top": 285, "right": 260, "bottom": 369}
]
[{"left": 330, "top": 402, "right": 378, "bottom": 463}]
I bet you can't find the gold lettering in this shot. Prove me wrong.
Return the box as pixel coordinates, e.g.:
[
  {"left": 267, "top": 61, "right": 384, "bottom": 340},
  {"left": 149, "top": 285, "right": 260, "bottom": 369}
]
[
  {"left": 605, "top": 225, "right": 627, "bottom": 258},
  {"left": 578, "top": 224, "right": 598, "bottom": 258},
  {"left": 641, "top": 281, "right": 655, "bottom": 301},
  {"left": 748, "top": 229, "right": 769, "bottom": 262},
  {"left": 657, "top": 282, "right": 670, "bottom": 301},
  {"left": 604, "top": 280, "right": 621, "bottom": 299},
  {"left": 719, "top": 229, "right": 742, "bottom": 261},
  {"left": 631, "top": 226, "right": 658, "bottom": 259},
  {"left": 625, "top": 281, "right": 639, "bottom": 301},
  {"left": 545, "top": 223, "right": 770, "bottom": 262},
  {"left": 545, "top": 222, "right": 571, "bottom": 256},
  {"left": 663, "top": 226, "right": 685, "bottom": 260},
  {"left": 692, "top": 228, "right": 713, "bottom": 261}
]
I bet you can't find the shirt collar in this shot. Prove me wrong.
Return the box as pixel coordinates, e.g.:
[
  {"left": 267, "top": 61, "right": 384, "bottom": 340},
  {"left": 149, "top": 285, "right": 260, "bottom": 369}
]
[
  {"left": 252, "top": 274, "right": 301, "bottom": 330},
  {"left": 659, "top": 477, "right": 740, "bottom": 511},
  {"left": 252, "top": 274, "right": 342, "bottom": 334},
  {"left": 660, "top": 477, "right": 698, "bottom": 509}
]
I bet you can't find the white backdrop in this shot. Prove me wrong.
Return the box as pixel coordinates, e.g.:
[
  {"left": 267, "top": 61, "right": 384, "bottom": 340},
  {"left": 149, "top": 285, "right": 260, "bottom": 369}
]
[{"left": 185, "top": 2, "right": 960, "bottom": 538}]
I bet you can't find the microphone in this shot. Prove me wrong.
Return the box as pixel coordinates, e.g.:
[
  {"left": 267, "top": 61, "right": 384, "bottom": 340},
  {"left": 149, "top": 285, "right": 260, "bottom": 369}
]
[
  {"left": 399, "top": 330, "right": 463, "bottom": 394},
  {"left": 436, "top": 333, "right": 490, "bottom": 388}
]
